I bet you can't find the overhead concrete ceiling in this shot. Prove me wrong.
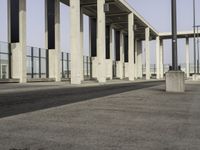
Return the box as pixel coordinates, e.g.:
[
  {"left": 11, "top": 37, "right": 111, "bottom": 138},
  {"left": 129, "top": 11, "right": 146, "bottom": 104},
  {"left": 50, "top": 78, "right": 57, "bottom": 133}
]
[{"left": 60, "top": 0, "right": 158, "bottom": 40}]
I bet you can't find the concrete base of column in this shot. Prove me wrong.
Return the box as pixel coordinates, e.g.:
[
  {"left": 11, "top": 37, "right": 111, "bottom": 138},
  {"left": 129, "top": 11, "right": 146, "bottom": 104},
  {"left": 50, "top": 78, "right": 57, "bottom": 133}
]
[
  {"left": 166, "top": 71, "right": 185, "bottom": 92},
  {"left": 124, "top": 63, "right": 129, "bottom": 78},
  {"left": 11, "top": 43, "right": 27, "bottom": 83},
  {"left": 116, "top": 62, "right": 124, "bottom": 79},
  {"left": 106, "top": 59, "right": 113, "bottom": 80},
  {"left": 91, "top": 57, "right": 98, "bottom": 79},
  {"left": 192, "top": 74, "right": 200, "bottom": 81}
]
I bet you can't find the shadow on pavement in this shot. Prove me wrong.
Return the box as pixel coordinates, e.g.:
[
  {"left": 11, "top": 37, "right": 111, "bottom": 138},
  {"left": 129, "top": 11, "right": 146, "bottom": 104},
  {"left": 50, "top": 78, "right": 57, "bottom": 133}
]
[{"left": 0, "top": 81, "right": 164, "bottom": 119}]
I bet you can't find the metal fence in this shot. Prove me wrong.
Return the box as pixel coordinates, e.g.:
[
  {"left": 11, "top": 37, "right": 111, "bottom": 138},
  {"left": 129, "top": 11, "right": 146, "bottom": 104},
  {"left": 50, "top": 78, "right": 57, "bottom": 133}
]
[
  {"left": 83, "top": 56, "right": 92, "bottom": 79},
  {"left": 27, "top": 46, "right": 49, "bottom": 79},
  {"left": 0, "top": 41, "right": 11, "bottom": 79},
  {"left": 112, "top": 61, "right": 117, "bottom": 78},
  {"left": 61, "top": 52, "right": 71, "bottom": 79},
  {"left": 61, "top": 52, "right": 92, "bottom": 80}
]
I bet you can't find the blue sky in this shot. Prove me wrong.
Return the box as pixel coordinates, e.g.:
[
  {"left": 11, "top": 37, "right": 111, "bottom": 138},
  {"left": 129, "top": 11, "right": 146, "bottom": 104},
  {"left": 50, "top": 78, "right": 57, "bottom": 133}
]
[{"left": 0, "top": 0, "right": 200, "bottom": 64}]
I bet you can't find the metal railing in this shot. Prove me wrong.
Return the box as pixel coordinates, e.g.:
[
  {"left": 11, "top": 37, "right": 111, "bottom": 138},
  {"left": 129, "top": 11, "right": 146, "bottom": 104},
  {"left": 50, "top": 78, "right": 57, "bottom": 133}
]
[
  {"left": 83, "top": 56, "right": 92, "bottom": 79},
  {"left": 61, "top": 52, "right": 92, "bottom": 80},
  {"left": 112, "top": 61, "right": 117, "bottom": 78},
  {"left": 61, "top": 52, "right": 71, "bottom": 79},
  {"left": 0, "top": 41, "right": 11, "bottom": 79},
  {"left": 27, "top": 46, "right": 49, "bottom": 79}
]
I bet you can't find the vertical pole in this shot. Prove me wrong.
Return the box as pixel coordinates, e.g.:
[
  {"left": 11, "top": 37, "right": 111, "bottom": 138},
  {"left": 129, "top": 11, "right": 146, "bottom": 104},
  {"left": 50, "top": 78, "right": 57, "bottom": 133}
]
[
  {"left": 171, "top": 0, "right": 178, "bottom": 70},
  {"left": 61, "top": 52, "right": 64, "bottom": 78},
  {"left": 46, "top": 49, "right": 49, "bottom": 78},
  {"left": 193, "top": 0, "right": 197, "bottom": 74},
  {"left": 67, "top": 53, "right": 69, "bottom": 79},
  {"left": 39, "top": 48, "right": 41, "bottom": 78},
  {"left": 197, "top": 27, "right": 200, "bottom": 74},
  {"left": 31, "top": 47, "right": 34, "bottom": 78}
]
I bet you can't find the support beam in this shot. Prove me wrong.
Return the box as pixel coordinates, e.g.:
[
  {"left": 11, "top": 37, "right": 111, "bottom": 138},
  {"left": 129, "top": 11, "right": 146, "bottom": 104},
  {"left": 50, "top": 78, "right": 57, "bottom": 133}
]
[
  {"left": 70, "top": 0, "right": 83, "bottom": 84},
  {"left": 186, "top": 37, "right": 190, "bottom": 78},
  {"left": 106, "top": 25, "right": 114, "bottom": 80},
  {"left": 45, "top": 0, "right": 61, "bottom": 82},
  {"left": 134, "top": 39, "right": 138, "bottom": 78},
  {"left": 97, "top": 0, "right": 106, "bottom": 83},
  {"left": 145, "top": 27, "right": 151, "bottom": 80},
  {"left": 160, "top": 39, "right": 164, "bottom": 78},
  {"left": 116, "top": 31, "right": 125, "bottom": 79},
  {"left": 8, "top": 0, "right": 27, "bottom": 83},
  {"left": 156, "top": 36, "right": 160, "bottom": 79},
  {"left": 128, "top": 12, "right": 135, "bottom": 81},
  {"left": 137, "top": 41, "right": 143, "bottom": 78}
]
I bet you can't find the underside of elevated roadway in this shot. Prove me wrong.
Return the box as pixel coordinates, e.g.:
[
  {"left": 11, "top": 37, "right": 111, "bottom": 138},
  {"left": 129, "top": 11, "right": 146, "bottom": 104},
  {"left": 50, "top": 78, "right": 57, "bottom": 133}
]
[{"left": 60, "top": 0, "right": 158, "bottom": 40}]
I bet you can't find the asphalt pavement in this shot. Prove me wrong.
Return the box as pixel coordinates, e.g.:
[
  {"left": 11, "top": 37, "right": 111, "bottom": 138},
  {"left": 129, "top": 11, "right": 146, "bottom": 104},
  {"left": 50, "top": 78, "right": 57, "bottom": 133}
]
[{"left": 0, "top": 80, "right": 200, "bottom": 150}]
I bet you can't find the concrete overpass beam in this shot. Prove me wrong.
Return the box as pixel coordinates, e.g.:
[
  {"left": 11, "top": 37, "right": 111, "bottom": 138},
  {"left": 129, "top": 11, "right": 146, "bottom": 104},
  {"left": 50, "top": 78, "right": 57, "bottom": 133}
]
[{"left": 8, "top": 0, "right": 27, "bottom": 83}]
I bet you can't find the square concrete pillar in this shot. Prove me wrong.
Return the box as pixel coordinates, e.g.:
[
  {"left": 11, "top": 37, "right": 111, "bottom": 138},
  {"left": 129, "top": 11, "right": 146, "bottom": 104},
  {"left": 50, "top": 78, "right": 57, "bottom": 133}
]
[
  {"left": 8, "top": 0, "right": 27, "bottom": 83},
  {"left": 70, "top": 0, "right": 84, "bottom": 84},
  {"left": 156, "top": 36, "right": 160, "bottom": 79},
  {"left": 137, "top": 40, "right": 143, "bottom": 79},
  {"left": 145, "top": 27, "right": 151, "bottom": 80},
  {"left": 96, "top": 0, "right": 106, "bottom": 83},
  {"left": 134, "top": 39, "right": 138, "bottom": 78},
  {"left": 185, "top": 38, "right": 190, "bottom": 78},
  {"left": 128, "top": 13, "right": 135, "bottom": 81},
  {"left": 116, "top": 31, "right": 125, "bottom": 79},
  {"left": 166, "top": 71, "right": 185, "bottom": 92},
  {"left": 89, "top": 18, "right": 97, "bottom": 79},
  {"left": 160, "top": 39, "right": 164, "bottom": 78},
  {"left": 105, "top": 25, "right": 114, "bottom": 80},
  {"left": 45, "top": 0, "right": 61, "bottom": 82}
]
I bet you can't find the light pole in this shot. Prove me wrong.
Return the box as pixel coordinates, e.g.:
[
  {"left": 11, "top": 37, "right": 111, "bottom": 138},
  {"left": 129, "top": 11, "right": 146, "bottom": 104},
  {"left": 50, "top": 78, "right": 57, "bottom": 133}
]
[
  {"left": 172, "top": 0, "right": 178, "bottom": 70},
  {"left": 197, "top": 26, "right": 200, "bottom": 74},
  {"left": 193, "top": 0, "right": 197, "bottom": 74},
  {"left": 166, "top": 0, "right": 185, "bottom": 92}
]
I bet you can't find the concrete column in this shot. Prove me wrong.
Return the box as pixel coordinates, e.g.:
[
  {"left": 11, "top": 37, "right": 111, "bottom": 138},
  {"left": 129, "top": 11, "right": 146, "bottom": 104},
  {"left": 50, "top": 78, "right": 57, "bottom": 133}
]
[
  {"left": 45, "top": 0, "right": 61, "bottom": 82},
  {"left": 160, "top": 39, "right": 164, "bottom": 78},
  {"left": 80, "top": 9, "right": 84, "bottom": 81},
  {"left": 116, "top": 31, "right": 125, "bottom": 79},
  {"left": 106, "top": 25, "right": 114, "bottom": 80},
  {"left": 97, "top": 0, "right": 106, "bottom": 83},
  {"left": 156, "top": 36, "right": 160, "bottom": 79},
  {"left": 70, "top": 0, "right": 83, "bottom": 84},
  {"left": 128, "top": 12, "right": 135, "bottom": 81},
  {"left": 186, "top": 37, "right": 190, "bottom": 78},
  {"left": 137, "top": 41, "right": 143, "bottom": 78},
  {"left": 134, "top": 39, "right": 138, "bottom": 78},
  {"left": 145, "top": 27, "right": 151, "bottom": 80},
  {"left": 8, "top": 0, "right": 27, "bottom": 83},
  {"left": 89, "top": 18, "right": 98, "bottom": 79}
]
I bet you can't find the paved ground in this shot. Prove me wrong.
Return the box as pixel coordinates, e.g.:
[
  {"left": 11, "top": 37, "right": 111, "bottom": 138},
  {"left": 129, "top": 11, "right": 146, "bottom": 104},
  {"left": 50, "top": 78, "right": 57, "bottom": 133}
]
[{"left": 0, "top": 80, "right": 200, "bottom": 150}]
